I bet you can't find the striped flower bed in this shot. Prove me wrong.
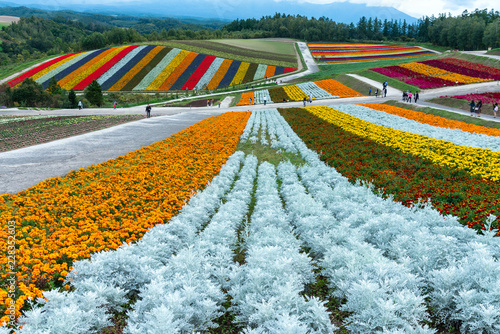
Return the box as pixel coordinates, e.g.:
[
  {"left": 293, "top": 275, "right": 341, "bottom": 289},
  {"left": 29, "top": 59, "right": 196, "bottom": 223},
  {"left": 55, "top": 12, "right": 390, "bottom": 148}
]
[
  {"left": 370, "top": 58, "right": 499, "bottom": 89},
  {"left": 7, "top": 45, "right": 297, "bottom": 92},
  {"left": 309, "top": 43, "right": 436, "bottom": 63},
  {"left": 439, "top": 92, "right": 500, "bottom": 105},
  {"left": 236, "top": 79, "right": 361, "bottom": 105}
]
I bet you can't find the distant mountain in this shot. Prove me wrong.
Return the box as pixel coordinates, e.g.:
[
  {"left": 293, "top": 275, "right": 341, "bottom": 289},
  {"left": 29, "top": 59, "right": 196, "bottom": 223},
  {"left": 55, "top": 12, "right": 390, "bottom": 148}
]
[{"left": 0, "top": 0, "right": 418, "bottom": 24}]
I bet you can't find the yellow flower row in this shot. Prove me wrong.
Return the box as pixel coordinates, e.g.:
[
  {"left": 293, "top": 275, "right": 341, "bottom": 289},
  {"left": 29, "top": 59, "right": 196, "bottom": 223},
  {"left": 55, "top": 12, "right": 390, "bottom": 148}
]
[
  {"left": 109, "top": 46, "right": 164, "bottom": 91},
  {"left": 314, "top": 79, "right": 363, "bottom": 97},
  {"left": 306, "top": 106, "right": 500, "bottom": 181},
  {"left": 400, "top": 62, "right": 490, "bottom": 84},
  {"left": 146, "top": 50, "right": 190, "bottom": 91},
  {"left": 283, "top": 85, "right": 308, "bottom": 101},
  {"left": 60, "top": 46, "right": 129, "bottom": 90},
  {"left": 0, "top": 111, "right": 251, "bottom": 322},
  {"left": 361, "top": 103, "right": 500, "bottom": 138},
  {"left": 230, "top": 62, "right": 250, "bottom": 87}
]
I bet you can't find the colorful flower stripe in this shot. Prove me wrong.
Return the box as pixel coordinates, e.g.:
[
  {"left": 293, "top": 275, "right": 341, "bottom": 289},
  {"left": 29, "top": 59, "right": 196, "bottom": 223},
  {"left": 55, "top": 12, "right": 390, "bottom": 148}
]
[
  {"left": 169, "top": 53, "right": 207, "bottom": 91},
  {"left": 101, "top": 45, "right": 156, "bottom": 91},
  {"left": 307, "top": 106, "right": 500, "bottom": 181},
  {"left": 371, "top": 65, "right": 456, "bottom": 89},
  {"left": 296, "top": 82, "right": 332, "bottom": 99},
  {"left": 312, "top": 46, "right": 424, "bottom": 57},
  {"left": 264, "top": 66, "right": 276, "bottom": 79},
  {"left": 362, "top": 103, "right": 500, "bottom": 138},
  {"left": 133, "top": 48, "right": 181, "bottom": 91},
  {"left": 142, "top": 48, "right": 185, "bottom": 91},
  {"left": 441, "top": 58, "right": 500, "bottom": 76},
  {"left": 108, "top": 46, "right": 164, "bottom": 91},
  {"left": 284, "top": 67, "right": 296, "bottom": 73},
  {"left": 97, "top": 45, "right": 147, "bottom": 87},
  {"left": 0, "top": 111, "right": 251, "bottom": 321},
  {"left": 230, "top": 62, "right": 250, "bottom": 86},
  {"left": 217, "top": 60, "right": 241, "bottom": 89},
  {"left": 399, "top": 62, "right": 490, "bottom": 85},
  {"left": 192, "top": 57, "right": 223, "bottom": 91},
  {"left": 421, "top": 59, "right": 500, "bottom": 81},
  {"left": 269, "top": 86, "right": 289, "bottom": 102},
  {"left": 35, "top": 52, "right": 92, "bottom": 85},
  {"left": 121, "top": 47, "right": 172, "bottom": 91},
  {"left": 442, "top": 92, "right": 500, "bottom": 105},
  {"left": 59, "top": 46, "right": 128, "bottom": 91},
  {"left": 7, "top": 54, "right": 79, "bottom": 87},
  {"left": 237, "top": 92, "right": 255, "bottom": 105},
  {"left": 280, "top": 107, "right": 500, "bottom": 236},
  {"left": 242, "top": 63, "right": 258, "bottom": 83},
  {"left": 206, "top": 59, "right": 232, "bottom": 90},
  {"left": 158, "top": 51, "right": 198, "bottom": 91},
  {"left": 314, "top": 79, "right": 363, "bottom": 97},
  {"left": 254, "top": 89, "right": 273, "bottom": 104},
  {"left": 282, "top": 84, "right": 308, "bottom": 101},
  {"left": 43, "top": 49, "right": 108, "bottom": 89},
  {"left": 73, "top": 45, "right": 139, "bottom": 91},
  {"left": 320, "top": 51, "right": 435, "bottom": 63},
  {"left": 253, "top": 64, "right": 267, "bottom": 80},
  {"left": 182, "top": 55, "right": 216, "bottom": 90}
]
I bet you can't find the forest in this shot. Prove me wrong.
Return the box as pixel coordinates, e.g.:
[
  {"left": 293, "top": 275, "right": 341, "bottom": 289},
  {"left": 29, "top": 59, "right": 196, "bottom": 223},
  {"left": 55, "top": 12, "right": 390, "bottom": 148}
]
[{"left": 0, "top": 7, "right": 499, "bottom": 69}]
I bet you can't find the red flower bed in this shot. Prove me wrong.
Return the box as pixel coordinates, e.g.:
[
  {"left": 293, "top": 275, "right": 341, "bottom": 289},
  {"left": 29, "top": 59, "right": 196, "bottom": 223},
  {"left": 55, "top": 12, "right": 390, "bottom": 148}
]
[
  {"left": 72, "top": 45, "right": 139, "bottom": 91},
  {"left": 441, "top": 58, "right": 500, "bottom": 76},
  {"left": 441, "top": 92, "right": 500, "bottom": 104},
  {"left": 371, "top": 65, "right": 456, "bottom": 88},
  {"left": 7, "top": 54, "right": 79, "bottom": 87},
  {"left": 421, "top": 59, "right": 500, "bottom": 81},
  {"left": 181, "top": 55, "right": 216, "bottom": 90}
]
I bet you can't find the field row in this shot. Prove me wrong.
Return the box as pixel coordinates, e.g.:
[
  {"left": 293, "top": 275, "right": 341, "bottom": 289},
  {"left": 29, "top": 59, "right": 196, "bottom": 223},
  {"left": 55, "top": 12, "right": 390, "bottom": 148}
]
[
  {"left": 10, "top": 109, "right": 500, "bottom": 333},
  {"left": 236, "top": 79, "right": 362, "bottom": 105},
  {"left": 308, "top": 43, "right": 436, "bottom": 63},
  {"left": 7, "top": 45, "right": 296, "bottom": 92}
]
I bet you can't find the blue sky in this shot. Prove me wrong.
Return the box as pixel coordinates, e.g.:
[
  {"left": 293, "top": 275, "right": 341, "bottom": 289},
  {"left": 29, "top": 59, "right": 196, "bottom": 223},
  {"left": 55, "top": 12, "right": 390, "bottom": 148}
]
[{"left": 4, "top": 0, "right": 499, "bottom": 19}]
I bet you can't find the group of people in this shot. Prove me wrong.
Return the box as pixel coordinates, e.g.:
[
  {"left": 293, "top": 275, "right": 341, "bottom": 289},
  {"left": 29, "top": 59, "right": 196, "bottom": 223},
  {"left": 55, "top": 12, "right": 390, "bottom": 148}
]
[
  {"left": 303, "top": 95, "right": 313, "bottom": 106},
  {"left": 470, "top": 100, "right": 500, "bottom": 118},
  {"left": 402, "top": 91, "right": 419, "bottom": 103},
  {"left": 369, "top": 81, "right": 388, "bottom": 98}
]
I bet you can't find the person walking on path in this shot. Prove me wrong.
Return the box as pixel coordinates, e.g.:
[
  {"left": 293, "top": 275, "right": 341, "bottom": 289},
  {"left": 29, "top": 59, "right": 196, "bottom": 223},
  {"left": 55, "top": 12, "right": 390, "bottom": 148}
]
[
  {"left": 303, "top": 97, "right": 307, "bottom": 107},
  {"left": 78, "top": 101, "right": 83, "bottom": 110},
  {"left": 414, "top": 92, "right": 419, "bottom": 103},
  {"left": 113, "top": 101, "right": 117, "bottom": 109},
  {"left": 264, "top": 96, "right": 267, "bottom": 106},
  {"left": 309, "top": 95, "right": 312, "bottom": 103},
  {"left": 383, "top": 87, "right": 387, "bottom": 98},
  {"left": 493, "top": 102, "right": 498, "bottom": 118},
  {"left": 369, "top": 87, "right": 372, "bottom": 96},
  {"left": 476, "top": 100, "right": 483, "bottom": 117},
  {"left": 145, "top": 104, "right": 151, "bottom": 118},
  {"left": 470, "top": 100, "right": 476, "bottom": 116},
  {"left": 375, "top": 89, "right": 379, "bottom": 98},
  {"left": 408, "top": 92, "right": 413, "bottom": 103}
]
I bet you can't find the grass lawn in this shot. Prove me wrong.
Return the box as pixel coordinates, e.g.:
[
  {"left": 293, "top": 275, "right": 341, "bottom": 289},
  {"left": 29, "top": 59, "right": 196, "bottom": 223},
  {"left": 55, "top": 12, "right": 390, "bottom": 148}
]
[
  {"left": 212, "top": 39, "right": 296, "bottom": 56},
  {"left": 0, "top": 55, "right": 56, "bottom": 81}
]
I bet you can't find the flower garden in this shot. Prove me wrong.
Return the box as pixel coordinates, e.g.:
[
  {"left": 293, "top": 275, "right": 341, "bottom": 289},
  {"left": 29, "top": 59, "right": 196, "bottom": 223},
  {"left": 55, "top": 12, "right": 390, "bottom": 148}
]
[
  {"left": 309, "top": 43, "right": 436, "bottom": 63},
  {"left": 236, "top": 78, "right": 362, "bottom": 105},
  {"left": 6, "top": 45, "right": 296, "bottom": 92},
  {"left": 370, "top": 58, "right": 500, "bottom": 89},
  {"left": 439, "top": 91, "right": 500, "bottom": 105},
  {"left": 2, "top": 105, "right": 500, "bottom": 333}
]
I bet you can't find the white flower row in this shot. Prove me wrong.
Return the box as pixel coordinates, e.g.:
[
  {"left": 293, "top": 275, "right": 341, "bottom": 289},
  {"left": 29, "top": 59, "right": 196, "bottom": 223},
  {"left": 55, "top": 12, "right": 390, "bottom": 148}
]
[
  {"left": 127, "top": 154, "right": 258, "bottom": 333},
  {"left": 35, "top": 51, "right": 94, "bottom": 84},
  {"left": 296, "top": 82, "right": 333, "bottom": 99},
  {"left": 132, "top": 48, "right": 182, "bottom": 91},
  {"left": 336, "top": 104, "right": 500, "bottom": 152},
  {"left": 228, "top": 161, "right": 335, "bottom": 333},
  {"left": 193, "top": 57, "right": 225, "bottom": 91},
  {"left": 0, "top": 115, "right": 68, "bottom": 124},
  {"left": 253, "top": 64, "right": 267, "bottom": 81},
  {"left": 254, "top": 89, "right": 273, "bottom": 104},
  {"left": 17, "top": 151, "right": 246, "bottom": 333},
  {"left": 96, "top": 46, "right": 148, "bottom": 86}
]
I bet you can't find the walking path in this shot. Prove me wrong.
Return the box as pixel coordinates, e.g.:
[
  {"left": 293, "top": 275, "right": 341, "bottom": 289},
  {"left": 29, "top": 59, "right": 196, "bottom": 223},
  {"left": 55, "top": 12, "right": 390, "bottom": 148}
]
[{"left": 280, "top": 42, "right": 319, "bottom": 83}]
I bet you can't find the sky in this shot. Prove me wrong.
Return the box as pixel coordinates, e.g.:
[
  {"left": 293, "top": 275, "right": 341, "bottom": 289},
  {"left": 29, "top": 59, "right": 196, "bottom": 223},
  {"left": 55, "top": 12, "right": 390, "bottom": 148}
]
[{"left": 3, "top": 0, "right": 498, "bottom": 19}]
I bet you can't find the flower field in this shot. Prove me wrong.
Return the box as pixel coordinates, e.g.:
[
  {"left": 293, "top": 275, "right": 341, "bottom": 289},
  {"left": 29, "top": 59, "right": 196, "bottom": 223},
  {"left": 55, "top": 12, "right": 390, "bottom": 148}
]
[
  {"left": 0, "top": 115, "right": 144, "bottom": 153},
  {"left": 309, "top": 43, "right": 436, "bottom": 63},
  {"left": 7, "top": 108, "right": 500, "bottom": 333},
  {"left": 0, "top": 111, "right": 250, "bottom": 324},
  {"left": 370, "top": 58, "right": 500, "bottom": 89},
  {"left": 6, "top": 45, "right": 296, "bottom": 92},
  {"left": 439, "top": 91, "right": 500, "bottom": 105},
  {"left": 236, "top": 79, "right": 362, "bottom": 105}
]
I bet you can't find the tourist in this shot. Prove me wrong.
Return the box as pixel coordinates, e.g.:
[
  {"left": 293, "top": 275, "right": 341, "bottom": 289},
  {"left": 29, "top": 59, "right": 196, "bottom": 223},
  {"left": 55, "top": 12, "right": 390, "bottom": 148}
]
[
  {"left": 375, "top": 89, "right": 379, "bottom": 98},
  {"left": 369, "top": 87, "right": 372, "bottom": 96},
  {"left": 470, "top": 100, "right": 475, "bottom": 116},
  {"left": 78, "top": 100, "right": 83, "bottom": 110},
  {"left": 408, "top": 92, "right": 413, "bottom": 103},
  {"left": 113, "top": 101, "right": 117, "bottom": 109},
  {"left": 493, "top": 102, "right": 498, "bottom": 118},
  {"left": 476, "top": 100, "right": 483, "bottom": 117},
  {"left": 303, "top": 97, "right": 307, "bottom": 107},
  {"left": 414, "top": 92, "right": 419, "bottom": 103},
  {"left": 145, "top": 104, "right": 151, "bottom": 118},
  {"left": 264, "top": 96, "right": 267, "bottom": 106}
]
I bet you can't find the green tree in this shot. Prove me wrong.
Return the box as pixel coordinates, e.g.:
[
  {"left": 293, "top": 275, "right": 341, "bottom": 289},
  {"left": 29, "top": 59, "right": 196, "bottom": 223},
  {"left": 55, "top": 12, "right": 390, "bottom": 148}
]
[
  {"left": 84, "top": 80, "right": 103, "bottom": 107},
  {"left": 47, "top": 77, "right": 62, "bottom": 95},
  {"left": 11, "top": 78, "right": 49, "bottom": 107},
  {"left": 68, "top": 89, "right": 78, "bottom": 109}
]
